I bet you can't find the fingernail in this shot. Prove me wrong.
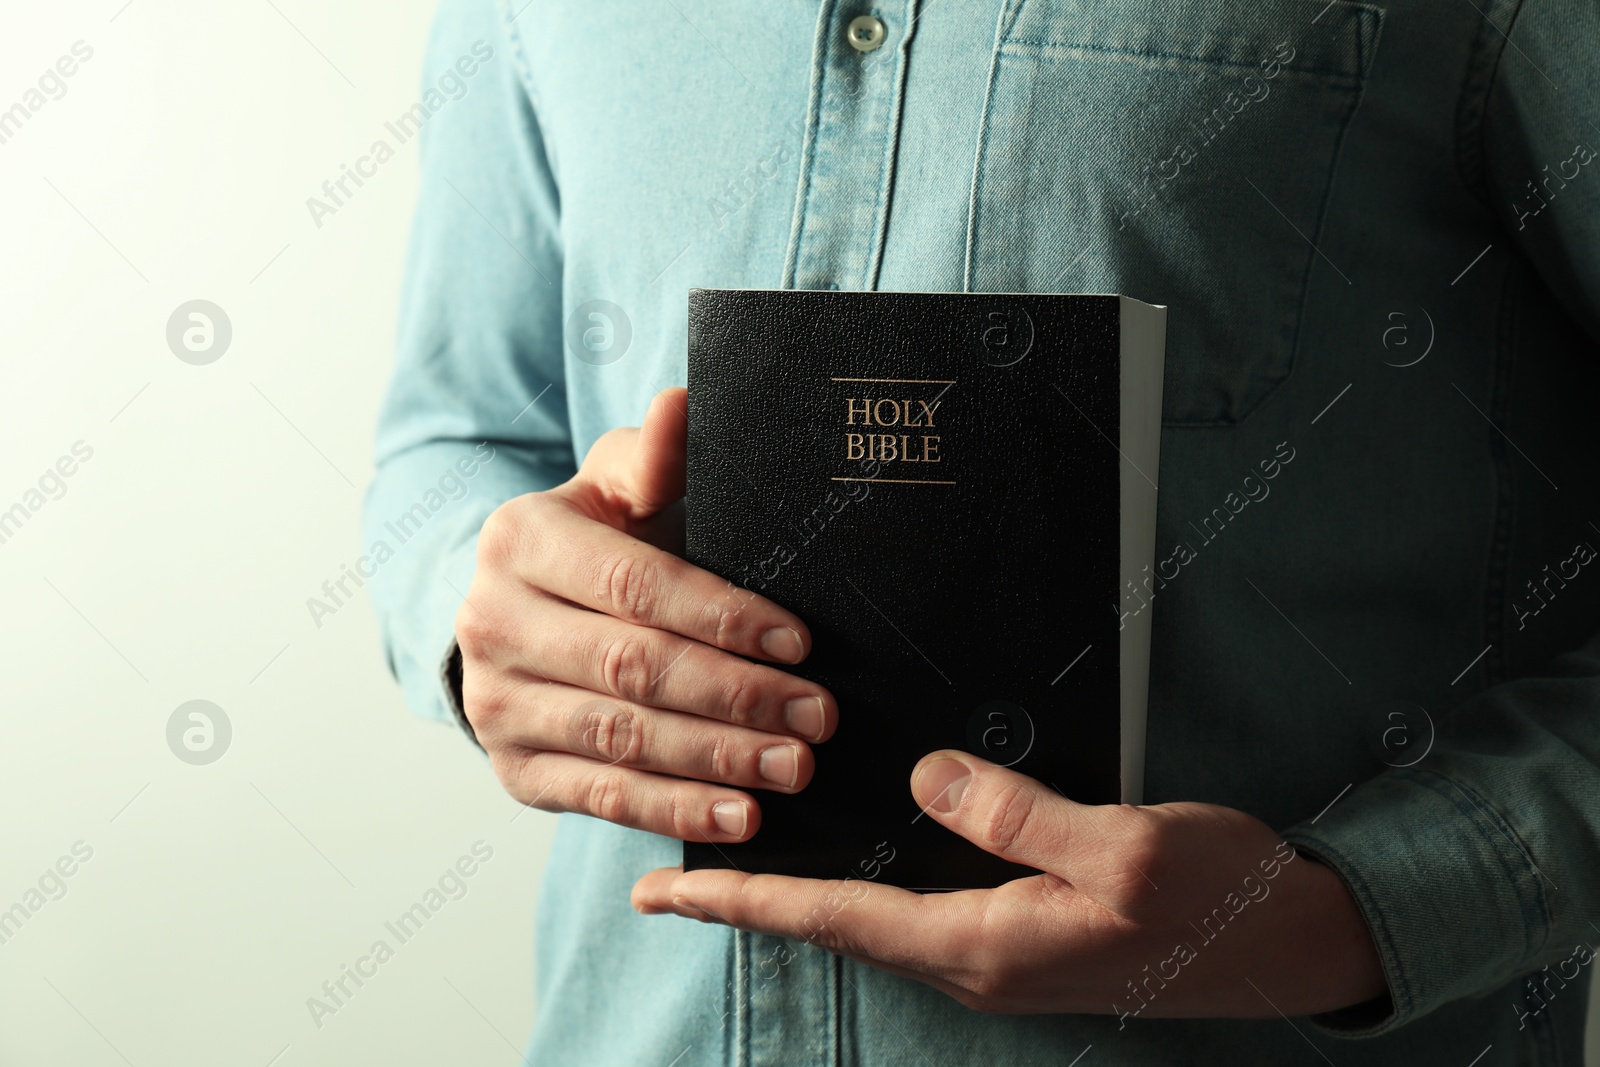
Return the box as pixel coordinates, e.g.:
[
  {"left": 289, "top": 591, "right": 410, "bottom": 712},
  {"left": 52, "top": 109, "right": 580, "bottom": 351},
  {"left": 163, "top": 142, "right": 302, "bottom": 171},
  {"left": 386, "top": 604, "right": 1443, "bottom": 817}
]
[
  {"left": 760, "top": 626, "right": 805, "bottom": 663},
  {"left": 784, "top": 696, "right": 826, "bottom": 741},
  {"left": 673, "top": 895, "right": 724, "bottom": 923},
  {"left": 712, "top": 800, "right": 748, "bottom": 837},
  {"left": 759, "top": 745, "right": 800, "bottom": 789},
  {"left": 915, "top": 757, "right": 970, "bottom": 814}
]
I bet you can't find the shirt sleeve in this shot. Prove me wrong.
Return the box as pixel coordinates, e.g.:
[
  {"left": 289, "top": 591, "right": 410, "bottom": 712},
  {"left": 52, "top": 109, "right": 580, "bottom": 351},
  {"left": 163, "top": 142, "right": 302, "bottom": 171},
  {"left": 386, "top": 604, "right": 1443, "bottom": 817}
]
[
  {"left": 1281, "top": 0, "right": 1600, "bottom": 1037},
  {"left": 363, "top": 0, "right": 572, "bottom": 732}
]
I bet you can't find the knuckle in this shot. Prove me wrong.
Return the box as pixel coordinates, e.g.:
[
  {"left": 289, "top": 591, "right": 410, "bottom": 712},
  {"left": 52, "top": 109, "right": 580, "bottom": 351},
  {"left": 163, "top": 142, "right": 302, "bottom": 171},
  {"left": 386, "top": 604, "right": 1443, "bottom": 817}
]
[
  {"left": 711, "top": 602, "right": 737, "bottom": 647},
  {"left": 583, "top": 770, "right": 630, "bottom": 824},
  {"left": 707, "top": 588, "right": 753, "bottom": 647},
  {"left": 599, "top": 636, "right": 658, "bottom": 703},
  {"left": 571, "top": 701, "right": 640, "bottom": 766},
  {"left": 791, "top": 881, "right": 862, "bottom": 951},
  {"left": 596, "top": 553, "right": 658, "bottom": 622},
  {"left": 706, "top": 732, "right": 738, "bottom": 782},
  {"left": 1116, "top": 808, "right": 1169, "bottom": 888},
  {"left": 723, "top": 675, "right": 762, "bottom": 728},
  {"left": 461, "top": 670, "right": 512, "bottom": 735},
  {"left": 798, "top": 910, "right": 839, "bottom": 950},
  {"left": 978, "top": 783, "right": 1036, "bottom": 854},
  {"left": 664, "top": 791, "right": 697, "bottom": 840},
  {"left": 488, "top": 753, "right": 516, "bottom": 796},
  {"left": 476, "top": 500, "right": 523, "bottom": 568},
  {"left": 453, "top": 600, "right": 500, "bottom": 659},
  {"left": 491, "top": 749, "right": 545, "bottom": 807}
]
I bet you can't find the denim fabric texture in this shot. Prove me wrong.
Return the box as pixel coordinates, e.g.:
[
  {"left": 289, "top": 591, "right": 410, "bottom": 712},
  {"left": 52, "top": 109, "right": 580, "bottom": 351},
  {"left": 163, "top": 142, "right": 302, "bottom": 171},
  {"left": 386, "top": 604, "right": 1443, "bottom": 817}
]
[{"left": 365, "top": 0, "right": 1600, "bottom": 1062}]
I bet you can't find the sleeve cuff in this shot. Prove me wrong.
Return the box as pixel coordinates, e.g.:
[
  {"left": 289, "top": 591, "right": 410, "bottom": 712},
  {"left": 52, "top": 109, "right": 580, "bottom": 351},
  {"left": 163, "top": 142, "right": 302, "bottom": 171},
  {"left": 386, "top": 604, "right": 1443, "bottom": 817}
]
[
  {"left": 440, "top": 638, "right": 483, "bottom": 750},
  {"left": 1280, "top": 767, "right": 1551, "bottom": 1038}
]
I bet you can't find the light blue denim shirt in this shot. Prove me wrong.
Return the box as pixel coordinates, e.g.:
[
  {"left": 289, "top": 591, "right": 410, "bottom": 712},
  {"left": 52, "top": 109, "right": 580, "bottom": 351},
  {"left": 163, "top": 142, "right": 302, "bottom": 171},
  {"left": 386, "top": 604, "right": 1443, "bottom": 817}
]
[{"left": 366, "top": 0, "right": 1600, "bottom": 1062}]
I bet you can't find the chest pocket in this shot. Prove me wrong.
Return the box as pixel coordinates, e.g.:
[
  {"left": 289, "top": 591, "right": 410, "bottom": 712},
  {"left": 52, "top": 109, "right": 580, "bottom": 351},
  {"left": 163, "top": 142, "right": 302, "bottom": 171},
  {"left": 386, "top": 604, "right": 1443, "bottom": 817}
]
[{"left": 964, "top": 0, "right": 1383, "bottom": 425}]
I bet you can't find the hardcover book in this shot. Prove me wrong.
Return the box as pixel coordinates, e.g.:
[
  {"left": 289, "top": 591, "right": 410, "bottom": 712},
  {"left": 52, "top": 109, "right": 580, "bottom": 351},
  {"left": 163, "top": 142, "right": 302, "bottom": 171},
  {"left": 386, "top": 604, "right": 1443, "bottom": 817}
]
[{"left": 683, "top": 289, "right": 1166, "bottom": 890}]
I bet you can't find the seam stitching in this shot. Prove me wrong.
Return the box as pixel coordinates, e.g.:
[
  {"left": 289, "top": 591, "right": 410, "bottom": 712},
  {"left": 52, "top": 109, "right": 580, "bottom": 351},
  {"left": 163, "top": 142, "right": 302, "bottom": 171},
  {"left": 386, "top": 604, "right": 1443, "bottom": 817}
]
[
  {"left": 1263, "top": 5, "right": 1381, "bottom": 429},
  {"left": 1454, "top": 0, "right": 1531, "bottom": 207},
  {"left": 1000, "top": 38, "right": 1367, "bottom": 82},
  {"left": 781, "top": 0, "right": 838, "bottom": 290},
  {"left": 961, "top": 0, "right": 1025, "bottom": 292},
  {"left": 1485, "top": 255, "right": 1524, "bottom": 688},
  {"left": 863, "top": 0, "right": 920, "bottom": 292},
  {"left": 738, "top": 929, "right": 750, "bottom": 1067},
  {"left": 1407, "top": 767, "right": 1551, "bottom": 958}
]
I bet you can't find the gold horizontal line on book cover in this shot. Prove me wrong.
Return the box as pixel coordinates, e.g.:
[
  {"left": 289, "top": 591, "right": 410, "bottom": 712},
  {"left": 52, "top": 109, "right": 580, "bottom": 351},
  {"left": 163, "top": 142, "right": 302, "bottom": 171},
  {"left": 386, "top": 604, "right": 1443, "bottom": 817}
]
[
  {"left": 829, "top": 377, "right": 957, "bottom": 384},
  {"left": 829, "top": 477, "right": 956, "bottom": 485}
]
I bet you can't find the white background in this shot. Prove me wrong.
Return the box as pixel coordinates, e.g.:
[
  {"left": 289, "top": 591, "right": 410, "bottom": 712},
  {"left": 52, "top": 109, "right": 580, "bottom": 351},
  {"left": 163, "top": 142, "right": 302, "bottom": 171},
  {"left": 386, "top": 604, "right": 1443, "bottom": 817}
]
[
  {"left": 0, "top": 2, "right": 556, "bottom": 1064},
  {"left": 1, "top": 1, "right": 1596, "bottom": 1065}
]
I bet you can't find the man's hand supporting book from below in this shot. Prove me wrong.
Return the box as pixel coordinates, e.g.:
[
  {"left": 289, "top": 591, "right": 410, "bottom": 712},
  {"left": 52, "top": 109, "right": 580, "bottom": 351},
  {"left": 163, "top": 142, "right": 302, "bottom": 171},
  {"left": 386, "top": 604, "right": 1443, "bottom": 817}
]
[{"left": 456, "top": 387, "right": 1387, "bottom": 1021}]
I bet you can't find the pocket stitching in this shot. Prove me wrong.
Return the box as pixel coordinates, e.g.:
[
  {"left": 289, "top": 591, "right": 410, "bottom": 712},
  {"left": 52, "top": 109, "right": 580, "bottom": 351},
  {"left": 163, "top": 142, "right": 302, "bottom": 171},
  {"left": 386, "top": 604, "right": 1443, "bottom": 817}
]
[
  {"left": 1000, "top": 38, "right": 1367, "bottom": 84},
  {"left": 1161, "top": 34, "right": 1375, "bottom": 428},
  {"left": 971, "top": 6, "right": 1382, "bottom": 426},
  {"left": 1216, "top": 4, "right": 1379, "bottom": 428}
]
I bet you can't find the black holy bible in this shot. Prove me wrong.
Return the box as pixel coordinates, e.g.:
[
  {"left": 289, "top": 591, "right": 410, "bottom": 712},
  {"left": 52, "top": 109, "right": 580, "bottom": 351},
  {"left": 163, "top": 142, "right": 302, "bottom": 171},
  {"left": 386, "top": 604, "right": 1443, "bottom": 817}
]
[{"left": 683, "top": 290, "right": 1166, "bottom": 890}]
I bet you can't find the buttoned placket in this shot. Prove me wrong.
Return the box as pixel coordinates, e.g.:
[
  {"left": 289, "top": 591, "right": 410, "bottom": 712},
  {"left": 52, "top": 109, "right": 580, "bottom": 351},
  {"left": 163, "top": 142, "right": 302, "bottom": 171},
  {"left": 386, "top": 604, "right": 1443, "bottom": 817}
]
[
  {"left": 741, "top": 5, "right": 920, "bottom": 1064},
  {"left": 782, "top": 1, "right": 920, "bottom": 293}
]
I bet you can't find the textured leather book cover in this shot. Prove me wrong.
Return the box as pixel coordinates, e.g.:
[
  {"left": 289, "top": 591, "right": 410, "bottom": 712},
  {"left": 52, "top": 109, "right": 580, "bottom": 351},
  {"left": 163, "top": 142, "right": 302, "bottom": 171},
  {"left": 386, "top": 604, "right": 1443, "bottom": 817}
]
[{"left": 683, "top": 289, "right": 1165, "bottom": 890}]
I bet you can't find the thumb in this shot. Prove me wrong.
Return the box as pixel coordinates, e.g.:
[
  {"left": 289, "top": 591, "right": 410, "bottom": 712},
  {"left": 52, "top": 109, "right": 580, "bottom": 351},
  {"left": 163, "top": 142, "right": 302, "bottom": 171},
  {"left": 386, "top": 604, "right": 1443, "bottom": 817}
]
[
  {"left": 627, "top": 386, "right": 688, "bottom": 512},
  {"left": 910, "top": 751, "right": 1137, "bottom": 890},
  {"left": 581, "top": 386, "right": 687, "bottom": 519}
]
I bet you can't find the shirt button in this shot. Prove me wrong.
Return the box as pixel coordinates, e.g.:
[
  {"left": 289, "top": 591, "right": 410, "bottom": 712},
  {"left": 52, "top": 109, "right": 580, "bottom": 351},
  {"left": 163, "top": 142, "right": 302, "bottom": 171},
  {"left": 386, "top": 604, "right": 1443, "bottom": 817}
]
[{"left": 846, "top": 15, "right": 886, "bottom": 52}]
